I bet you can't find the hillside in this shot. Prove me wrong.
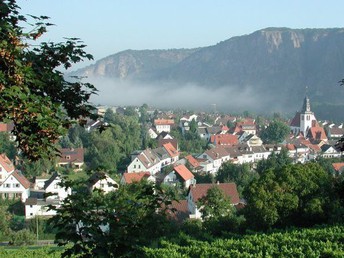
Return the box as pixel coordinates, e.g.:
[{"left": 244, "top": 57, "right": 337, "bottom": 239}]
[{"left": 74, "top": 28, "right": 344, "bottom": 116}]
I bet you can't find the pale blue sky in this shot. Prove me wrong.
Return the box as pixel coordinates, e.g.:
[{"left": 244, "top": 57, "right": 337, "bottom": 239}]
[{"left": 17, "top": 0, "right": 344, "bottom": 69}]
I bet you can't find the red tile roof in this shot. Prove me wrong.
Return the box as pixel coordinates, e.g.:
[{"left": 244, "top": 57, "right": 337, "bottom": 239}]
[
  {"left": 122, "top": 172, "right": 150, "bottom": 184},
  {"left": 185, "top": 155, "right": 200, "bottom": 168},
  {"left": 11, "top": 170, "right": 31, "bottom": 189},
  {"left": 173, "top": 164, "right": 194, "bottom": 181},
  {"left": 0, "top": 153, "right": 14, "bottom": 173},
  {"left": 204, "top": 146, "right": 229, "bottom": 160},
  {"left": 154, "top": 119, "right": 174, "bottom": 125},
  {"left": 211, "top": 134, "right": 238, "bottom": 146},
  {"left": 59, "top": 148, "right": 84, "bottom": 163},
  {"left": 163, "top": 142, "right": 179, "bottom": 158},
  {"left": 188, "top": 183, "right": 240, "bottom": 204},
  {"left": 332, "top": 163, "right": 344, "bottom": 172},
  {"left": 307, "top": 127, "right": 328, "bottom": 141},
  {"left": 0, "top": 123, "right": 14, "bottom": 132},
  {"left": 167, "top": 200, "right": 189, "bottom": 223}
]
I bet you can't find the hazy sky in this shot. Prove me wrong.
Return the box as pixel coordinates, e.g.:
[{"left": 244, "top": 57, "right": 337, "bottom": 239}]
[{"left": 17, "top": 0, "right": 344, "bottom": 69}]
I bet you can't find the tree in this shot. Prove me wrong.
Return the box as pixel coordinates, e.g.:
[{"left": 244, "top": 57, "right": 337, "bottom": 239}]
[
  {"left": 0, "top": 132, "right": 16, "bottom": 159},
  {"left": 256, "top": 148, "right": 292, "bottom": 175},
  {"left": 244, "top": 163, "right": 332, "bottom": 230},
  {"left": 216, "top": 162, "right": 257, "bottom": 196},
  {"left": 260, "top": 120, "right": 290, "bottom": 144},
  {"left": 198, "top": 186, "right": 234, "bottom": 221},
  {"left": 49, "top": 180, "right": 175, "bottom": 257},
  {"left": 0, "top": 1, "right": 97, "bottom": 160}
]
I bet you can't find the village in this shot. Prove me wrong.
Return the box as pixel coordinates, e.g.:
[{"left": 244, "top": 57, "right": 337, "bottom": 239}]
[{"left": 0, "top": 94, "right": 343, "bottom": 226}]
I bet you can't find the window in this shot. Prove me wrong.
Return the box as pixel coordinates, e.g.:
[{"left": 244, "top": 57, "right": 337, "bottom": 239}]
[
  {"left": 134, "top": 165, "right": 136, "bottom": 169},
  {"left": 100, "top": 184, "right": 105, "bottom": 188},
  {"left": 4, "top": 184, "right": 10, "bottom": 188},
  {"left": 13, "top": 183, "right": 20, "bottom": 188},
  {"left": 138, "top": 165, "right": 141, "bottom": 169},
  {"left": 30, "top": 213, "right": 33, "bottom": 216},
  {"left": 30, "top": 205, "right": 33, "bottom": 208},
  {"left": 66, "top": 155, "right": 70, "bottom": 160}
]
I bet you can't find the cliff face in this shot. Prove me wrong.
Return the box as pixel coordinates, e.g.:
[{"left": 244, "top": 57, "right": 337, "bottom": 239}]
[{"left": 75, "top": 28, "right": 344, "bottom": 113}]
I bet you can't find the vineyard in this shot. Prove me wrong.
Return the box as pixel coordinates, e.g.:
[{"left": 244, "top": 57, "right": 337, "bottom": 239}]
[{"left": 144, "top": 225, "right": 344, "bottom": 257}]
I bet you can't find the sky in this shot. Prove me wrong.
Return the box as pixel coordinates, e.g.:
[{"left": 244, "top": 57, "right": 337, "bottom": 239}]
[
  {"left": 17, "top": 0, "right": 344, "bottom": 70},
  {"left": 15, "top": 1, "right": 344, "bottom": 112}
]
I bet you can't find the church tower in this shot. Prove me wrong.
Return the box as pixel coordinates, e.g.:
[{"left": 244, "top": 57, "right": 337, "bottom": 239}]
[{"left": 299, "top": 96, "right": 316, "bottom": 136}]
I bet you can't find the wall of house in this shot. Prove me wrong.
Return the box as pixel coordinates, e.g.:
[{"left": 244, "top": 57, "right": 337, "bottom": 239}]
[
  {"left": 25, "top": 203, "right": 58, "bottom": 219},
  {"left": 92, "top": 177, "right": 118, "bottom": 194},
  {"left": 0, "top": 176, "right": 29, "bottom": 202}
]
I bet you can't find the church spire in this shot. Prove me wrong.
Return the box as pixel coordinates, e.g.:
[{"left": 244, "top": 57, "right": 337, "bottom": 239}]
[
  {"left": 301, "top": 96, "right": 311, "bottom": 112},
  {"left": 301, "top": 86, "right": 311, "bottom": 112}
]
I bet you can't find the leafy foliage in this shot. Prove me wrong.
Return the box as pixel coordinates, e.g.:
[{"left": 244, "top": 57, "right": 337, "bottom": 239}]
[
  {"left": 216, "top": 162, "right": 257, "bottom": 196},
  {"left": 260, "top": 120, "right": 290, "bottom": 144},
  {"left": 49, "top": 180, "right": 176, "bottom": 257},
  {"left": 0, "top": 0, "right": 97, "bottom": 160},
  {"left": 244, "top": 163, "right": 332, "bottom": 230},
  {"left": 198, "top": 186, "right": 234, "bottom": 221},
  {"left": 144, "top": 225, "right": 344, "bottom": 257}
]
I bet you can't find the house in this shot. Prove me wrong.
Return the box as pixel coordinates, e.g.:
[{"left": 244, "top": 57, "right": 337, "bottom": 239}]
[
  {"left": 210, "top": 134, "right": 238, "bottom": 146},
  {"left": 185, "top": 155, "right": 203, "bottom": 173},
  {"left": 307, "top": 127, "right": 328, "bottom": 143},
  {"left": 326, "top": 126, "right": 344, "bottom": 140},
  {"left": 157, "top": 138, "right": 178, "bottom": 151},
  {"left": 43, "top": 172, "right": 72, "bottom": 201},
  {"left": 243, "top": 134, "right": 263, "bottom": 147},
  {"left": 251, "top": 146, "right": 271, "bottom": 162},
  {"left": 57, "top": 148, "right": 84, "bottom": 171},
  {"left": 25, "top": 172, "right": 71, "bottom": 219},
  {"left": 321, "top": 144, "right": 341, "bottom": 158},
  {"left": 231, "top": 119, "right": 256, "bottom": 135},
  {"left": 166, "top": 200, "right": 190, "bottom": 223},
  {"left": 0, "top": 170, "right": 30, "bottom": 202},
  {"left": 332, "top": 163, "right": 344, "bottom": 174},
  {"left": 154, "top": 118, "right": 174, "bottom": 133},
  {"left": 127, "top": 149, "right": 161, "bottom": 175},
  {"left": 120, "top": 172, "right": 155, "bottom": 185},
  {"left": 163, "top": 164, "right": 195, "bottom": 189},
  {"left": 0, "top": 153, "right": 15, "bottom": 183},
  {"left": 179, "top": 114, "right": 198, "bottom": 134},
  {"left": 88, "top": 172, "right": 119, "bottom": 194},
  {"left": 199, "top": 146, "right": 230, "bottom": 174},
  {"left": 187, "top": 183, "right": 240, "bottom": 219},
  {"left": 147, "top": 127, "right": 158, "bottom": 139},
  {"left": 162, "top": 142, "right": 179, "bottom": 164}
]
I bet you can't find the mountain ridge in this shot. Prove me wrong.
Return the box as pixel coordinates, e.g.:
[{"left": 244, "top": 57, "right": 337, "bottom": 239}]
[{"left": 74, "top": 27, "right": 344, "bottom": 116}]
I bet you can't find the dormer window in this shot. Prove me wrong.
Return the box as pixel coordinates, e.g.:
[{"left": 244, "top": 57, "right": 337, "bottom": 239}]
[{"left": 66, "top": 155, "right": 71, "bottom": 160}]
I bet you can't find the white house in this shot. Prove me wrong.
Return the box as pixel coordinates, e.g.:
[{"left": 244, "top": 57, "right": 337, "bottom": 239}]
[
  {"left": 25, "top": 198, "right": 60, "bottom": 219},
  {"left": 154, "top": 118, "right": 174, "bottom": 133},
  {"left": 43, "top": 172, "right": 72, "bottom": 200},
  {"left": 187, "top": 183, "right": 240, "bottom": 219},
  {"left": 88, "top": 172, "right": 119, "bottom": 194},
  {"left": 0, "top": 170, "right": 30, "bottom": 202},
  {"left": 25, "top": 172, "right": 72, "bottom": 219},
  {"left": 321, "top": 144, "right": 341, "bottom": 159},
  {"left": 127, "top": 149, "right": 161, "bottom": 175},
  {"left": 198, "top": 146, "right": 230, "bottom": 174}
]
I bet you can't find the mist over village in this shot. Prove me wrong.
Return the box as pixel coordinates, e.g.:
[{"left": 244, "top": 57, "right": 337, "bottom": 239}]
[{"left": 1, "top": 0, "right": 344, "bottom": 257}]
